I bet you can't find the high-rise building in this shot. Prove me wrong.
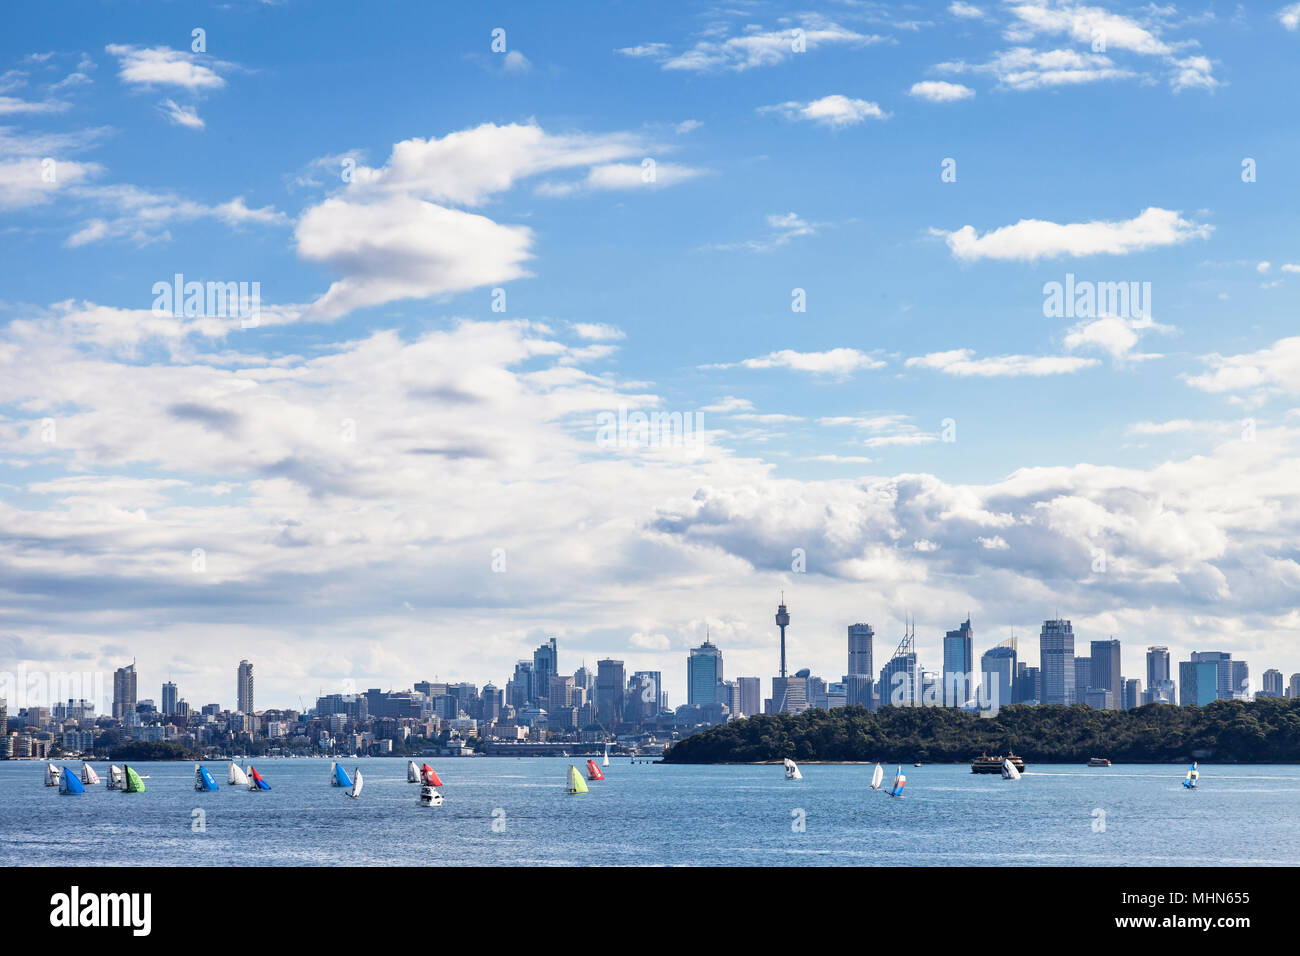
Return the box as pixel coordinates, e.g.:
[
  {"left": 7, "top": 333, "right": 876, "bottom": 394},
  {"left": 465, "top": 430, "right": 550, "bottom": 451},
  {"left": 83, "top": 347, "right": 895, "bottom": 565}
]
[
  {"left": 533, "top": 638, "right": 558, "bottom": 704},
  {"left": 844, "top": 674, "right": 875, "bottom": 709},
  {"left": 1013, "top": 663, "right": 1041, "bottom": 704},
  {"left": 737, "top": 677, "right": 760, "bottom": 717},
  {"left": 1230, "top": 660, "right": 1250, "bottom": 699},
  {"left": 980, "top": 641, "right": 1017, "bottom": 711},
  {"left": 688, "top": 639, "right": 723, "bottom": 707},
  {"left": 161, "top": 681, "right": 178, "bottom": 717},
  {"left": 880, "top": 653, "right": 918, "bottom": 707},
  {"left": 1260, "top": 669, "right": 1283, "bottom": 698},
  {"left": 1146, "top": 646, "right": 1170, "bottom": 690},
  {"left": 480, "top": 683, "right": 503, "bottom": 722},
  {"left": 1122, "top": 677, "right": 1141, "bottom": 710},
  {"left": 1039, "top": 620, "right": 1075, "bottom": 706},
  {"left": 942, "top": 617, "right": 975, "bottom": 707},
  {"left": 547, "top": 674, "right": 575, "bottom": 716},
  {"left": 847, "top": 623, "right": 874, "bottom": 679},
  {"left": 596, "top": 659, "right": 625, "bottom": 727},
  {"left": 1180, "top": 659, "right": 1219, "bottom": 706},
  {"left": 237, "top": 660, "right": 254, "bottom": 714},
  {"left": 1090, "top": 639, "right": 1122, "bottom": 710},
  {"left": 628, "top": 671, "right": 662, "bottom": 724},
  {"left": 1188, "top": 651, "right": 1234, "bottom": 701},
  {"left": 1288, "top": 673, "right": 1300, "bottom": 699},
  {"left": 1073, "top": 657, "right": 1091, "bottom": 705},
  {"left": 112, "top": 663, "right": 137, "bottom": 719}
]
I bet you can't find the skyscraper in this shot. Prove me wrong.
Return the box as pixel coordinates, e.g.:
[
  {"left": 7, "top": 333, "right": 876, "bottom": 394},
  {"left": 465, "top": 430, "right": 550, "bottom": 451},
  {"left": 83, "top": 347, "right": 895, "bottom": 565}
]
[
  {"left": 879, "top": 619, "right": 918, "bottom": 707},
  {"left": 533, "top": 638, "right": 558, "bottom": 704},
  {"left": 847, "top": 623, "right": 874, "bottom": 679},
  {"left": 1230, "top": 660, "right": 1250, "bottom": 699},
  {"left": 596, "top": 659, "right": 625, "bottom": 727},
  {"left": 1122, "top": 677, "right": 1141, "bottom": 710},
  {"left": 1261, "top": 669, "right": 1283, "bottom": 697},
  {"left": 1074, "top": 656, "right": 1091, "bottom": 704},
  {"left": 1090, "top": 639, "right": 1121, "bottom": 710},
  {"left": 1180, "top": 658, "right": 1218, "bottom": 706},
  {"left": 1039, "top": 620, "right": 1075, "bottom": 706},
  {"left": 737, "top": 676, "right": 761, "bottom": 717},
  {"left": 237, "top": 659, "right": 254, "bottom": 714},
  {"left": 942, "top": 617, "right": 974, "bottom": 706},
  {"left": 1289, "top": 673, "right": 1300, "bottom": 699},
  {"left": 161, "top": 681, "right": 178, "bottom": 717},
  {"left": 688, "top": 638, "right": 723, "bottom": 707},
  {"left": 980, "top": 640, "right": 1017, "bottom": 711},
  {"left": 1189, "top": 651, "right": 1234, "bottom": 701},
  {"left": 112, "top": 662, "right": 137, "bottom": 719},
  {"left": 1146, "top": 646, "right": 1170, "bottom": 697}
]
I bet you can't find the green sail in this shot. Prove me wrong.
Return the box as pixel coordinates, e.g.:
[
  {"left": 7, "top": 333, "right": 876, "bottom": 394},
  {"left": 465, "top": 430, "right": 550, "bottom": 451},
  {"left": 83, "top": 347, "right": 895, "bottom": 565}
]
[
  {"left": 567, "top": 764, "right": 588, "bottom": 794},
  {"left": 124, "top": 765, "right": 146, "bottom": 793}
]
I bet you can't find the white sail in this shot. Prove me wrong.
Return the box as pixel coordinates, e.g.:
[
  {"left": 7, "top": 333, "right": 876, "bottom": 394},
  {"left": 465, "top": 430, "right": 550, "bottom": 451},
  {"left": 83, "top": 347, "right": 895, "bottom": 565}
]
[
  {"left": 870, "top": 762, "right": 884, "bottom": 790},
  {"left": 602, "top": 744, "right": 610, "bottom": 768},
  {"left": 1001, "top": 758, "right": 1021, "bottom": 780},
  {"left": 107, "top": 765, "right": 124, "bottom": 790},
  {"left": 227, "top": 761, "right": 249, "bottom": 786},
  {"left": 329, "top": 761, "right": 341, "bottom": 786},
  {"left": 407, "top": 760, "right": 419, "bottom": 783},
  {"left": 784, "top": 758, "right": 802, "bottom": 780},
  {"left": 80, "top": 762, "right": 100, "bottom": 785},
  {"left": 349, "top": 769, "right": 363, "bottom": 799},
  {"left": 45, "top": 762, "right": 60, "bottom": 786}
]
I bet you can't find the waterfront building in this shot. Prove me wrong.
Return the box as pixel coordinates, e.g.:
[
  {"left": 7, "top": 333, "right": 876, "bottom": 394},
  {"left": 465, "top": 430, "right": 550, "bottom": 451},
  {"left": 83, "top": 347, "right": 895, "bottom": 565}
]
[
  {"left": 1074, "top": 656, "right": 1091, "bottom": 705},
  {"left": 980, "top": 640, "right": 1017, "bottom": 711},
  {"left": 847, "top": 623, "right": 874, "bottom": 680},
  {"left": 1179, "top": 659, "right": 1219, "bottom": 706},
  {"left": 161, "top": 681, "right": 178, "bottom": 717},
  {"left": 688, "top": 639, "right": 723, "bottom": 707},
  {"left": 1261, "top": 669, "right": 1283, "bottom": 698},
  {"left": 533, "top": 638, "right": 558, "bottom": 704},
  {"left": 1122, "top": 677, "right": 1141, "bottom": 710},
  {"left": 942, "top": 617, "right": 975, "bottom": 707},
  {"left": 596, "top": 659, "right": 625, "bottom": 727},
  {"left": 737, "top": 676, "right": 761, "bottom": 717},
  {"left": 112, "top": 662, "right": 137, "bottom": 719},
  {"left": 1090, "top": 639, "right": 1122, "bottom": 709},
  {"left": 237, "top": 659, "right": 254, "bottom": 714}
]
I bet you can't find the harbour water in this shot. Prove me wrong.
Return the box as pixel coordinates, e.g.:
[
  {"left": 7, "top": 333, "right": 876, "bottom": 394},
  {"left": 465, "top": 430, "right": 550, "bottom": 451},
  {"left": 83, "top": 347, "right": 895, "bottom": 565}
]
[{"left": 3, "top": 758, "right": 1298, "bottom": 866}]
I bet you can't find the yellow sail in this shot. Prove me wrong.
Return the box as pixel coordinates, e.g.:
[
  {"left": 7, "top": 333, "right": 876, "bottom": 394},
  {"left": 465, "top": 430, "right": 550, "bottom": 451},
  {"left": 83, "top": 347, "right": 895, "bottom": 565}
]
[{"left": 567, "top": 764, "right": 589, "bottom": 794}]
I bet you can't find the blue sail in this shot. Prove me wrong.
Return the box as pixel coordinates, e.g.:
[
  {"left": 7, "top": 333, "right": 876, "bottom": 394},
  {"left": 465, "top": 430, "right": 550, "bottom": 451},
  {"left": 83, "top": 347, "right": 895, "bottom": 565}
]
[
  {"left": 60, "top": 767, "right": 85, "bottom": 794},
  {"left": 333, "top": 763, "right": 353, "bottom": 788},
  {"left": 199, "top": 766, "right": 219, "bottom": 791}
]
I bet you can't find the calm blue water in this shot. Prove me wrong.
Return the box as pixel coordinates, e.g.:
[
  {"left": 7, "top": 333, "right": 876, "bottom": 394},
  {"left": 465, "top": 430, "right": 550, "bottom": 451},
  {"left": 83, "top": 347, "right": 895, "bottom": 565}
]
[{"left": 3, "top": 758, "right": 1298, "bottom": 866}]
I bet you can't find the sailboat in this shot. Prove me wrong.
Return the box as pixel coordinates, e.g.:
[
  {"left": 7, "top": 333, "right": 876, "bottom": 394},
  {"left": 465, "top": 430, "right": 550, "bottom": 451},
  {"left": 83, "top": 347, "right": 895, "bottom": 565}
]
[
  {"left": 60, "top": 767, "right": 85, "bottom": 794},
  {"left": 602, "top": 744, "right": 610, "bottom": 768},
  {"left": 407, "top": 760, "right": 420, "bottom": 783},
  {"left": 1183, "top": 762, "right": 1199, "bottom": 790},
  {"left": 421, "top": 764, "right": 443, "bottom": 787},
  {"left": 870, "top": 762, "right": 884, "bottom": 791},
  {"left": 586, "top": 758, "right": 605, "bottom": 781},
  {"left": 80, "top": 762, "right": 100, "bottom": 785},
  {"left": 417, "top": 763, "right": 444, "bottom": 806},
  {"left": 1001, "top": 757, "right": 1022, "bottom": 781},
  {"left": 123, "top": 765, "right": 146, "bottom": 793},
  {"left": 889, "top": 765, "right": 907, "bottom": 797},
  {"left": 783, "top": 757, "right": 802, "bottom": 780},
  {"left": 44, "top": 762, "right": 60, "bottom": 787},
  {"left": 567, "top": 764, "right": 589, "bottom": 795},
  {"left": 332, "top": 762, "right": 353, "bottom": 789},
  {"left": 194, "top": 764, "right": 220, "bottom": 791},
  {"left": 247, "top": 766, "right": 271, "bottom": 791},
  {"left": 107, "top": 765, "right": 125, "bottom": 790},
  {"left": 228, "top": 761, "right": 249, "bottom": 787},
  {"left": 347, "top": 769, "right": 363, "bottom": 799}
]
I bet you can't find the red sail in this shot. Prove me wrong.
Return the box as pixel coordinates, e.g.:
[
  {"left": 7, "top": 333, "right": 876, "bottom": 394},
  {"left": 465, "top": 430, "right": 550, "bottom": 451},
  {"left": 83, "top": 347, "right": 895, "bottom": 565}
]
[
  {"left": 586, "top": 759, "right": 604, "bottom": 780},
  {"left": 422, "top": 764, "right": 443, "bottom": 787}
]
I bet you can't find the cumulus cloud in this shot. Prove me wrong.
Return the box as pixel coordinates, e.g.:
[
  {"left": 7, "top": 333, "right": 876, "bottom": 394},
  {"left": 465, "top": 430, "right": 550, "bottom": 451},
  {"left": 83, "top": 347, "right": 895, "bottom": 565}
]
[
  {"left": 759, "top": 94, "right": 889, "bottom": 127},
  {"left": 909, "top": 80, "right": 975, "bottom": 101},
  {"left": 1185, "top": 336, "right": 1300, "bottom": 397},
  {"left": 105, "top": 44, "right": 231, "bottom": 91},
  {"left": 617, "top": 17, "right": 886, "bottom": 72},
  {"left": 906, "top": 349, "right": 1099, "bottom": 377},
  {"left": 934, "top": 207, "right": 1211, "bottom": 262},
  {"left": 704, "top": 348, "right": 887, "bottom": 377}
]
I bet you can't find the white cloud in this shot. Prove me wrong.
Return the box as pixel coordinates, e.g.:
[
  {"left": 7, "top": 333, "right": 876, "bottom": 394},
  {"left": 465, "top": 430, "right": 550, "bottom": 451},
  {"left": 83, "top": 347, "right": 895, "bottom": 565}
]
[
  {"left": 934, "top": 207, "right": 1211, "bottom": 262},
  {"left": 708, "top": 211, "right": 819, "bottom": 253},
  {"left": 706, "top": 348, "right": 887, "bottom": 376},
  {"left": 619, "top": 18, "right": 886, "bottom": 72},
  {"left": 64, "top": 184, "right": 286, "bottom": 247},
  {"left": 570, "top": 323, "right": 625, "bottom": 342},
  {"left": 105, "top": 44, "right": 231, "bottom": 91},
  {"left": 537, "top": 161, "right": 708, "bottom": 197},
  {"left": 158, "top": 98, "right": 203, "bottom": 129},
  {"left": 759, "top": 94, "right": 889, "bottom": 127},
  {"left": 909, "top": 80, "right": 975, "bottom": 101},
  {"left": 1064, "top": 315, "right": 1172, "bottom": 362},
  {"left": 949, "top": 2, "right": 985, "bottom": 18},
  {"left": 1185, "top": 337, "right": 1300, "bottom": 397},
  {"left": 938, "top": 47, "right": 1134, "bottom": 90},
  {"left": 502, "top": 50, "right": 531, "bottom": 72},
  {"left": 1282, "top": 4, "right": 1300, "bottom": 31},
  {"left": 906, "top": 349, "right": 1099, "bottom": 377}
]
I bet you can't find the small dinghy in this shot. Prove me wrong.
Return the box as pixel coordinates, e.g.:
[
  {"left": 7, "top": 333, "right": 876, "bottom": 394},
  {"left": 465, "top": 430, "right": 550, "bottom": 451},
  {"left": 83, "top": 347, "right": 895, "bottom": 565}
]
[
  {"left": 407, "top": 760, "right": 420, "bottom": 783},
  {"left": 60, "top": 767, "right": 85, "bottom": 795},
  {"left": 247, "top": 766, "right": 270, "bottom": 791},
  {"left": 107, "top": 765, "right": 125, "bottom": 790},
  {"left": 123, "top": 765, "right": 146, "bottom": 793},
  {"left": 1183, "top": 762, "right": 1199, "bottom": 790},
  {"left": 1001, "top": 757, "right": 1022, "bottom": 781},
  {"left": 80, "top": 763, "right": 101, "bottom": 786},
  {"left": 783, "top": 757, "right": 802, "bottom": 781},
  {"left": 331, "top": 762, "right": 353, "bottom": 788},
  {"left": 870, "top": 762, "right": 884, "bottom": 791},
  {"left": 228, "top": 761, "right": 249, "bottom": 787},
  {"left": 586, "top": 759, "right": 604, "bottom": 781},
  {"left": 194, "top": 764, "right": 219, "bottom": 791},
  {"left": 602, "top": 744, "right": 610, "bottom": 768},
  {"left": 889, "top": 765, "right": 907, "bottom": 798},
  {"left": 566, "top": 764, "right": 589, "bottom": 795},
  {"left": 45, "top": 762, "right": 60, "bottom": 787},
  {"left": 347, "top": 768, "right": 363, "bottom": 799}
]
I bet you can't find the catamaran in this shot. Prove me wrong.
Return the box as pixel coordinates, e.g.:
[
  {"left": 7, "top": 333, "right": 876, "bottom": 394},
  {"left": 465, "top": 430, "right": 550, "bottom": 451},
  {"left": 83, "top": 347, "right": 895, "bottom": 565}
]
[
  {"left": 567, "top": 764, "right": 589, "bottom": 795},
  {"left": 1183, "top": 762, "right": 1199, "bottom": 789},
  {"left": 332, "top": 762, "right": 353, "bottom": 789},
  {"left": 228, "top": 761, "right": 249, "bottom": 787},
  {"left": 194, "top": 764, "right": 220, "bottom": 791},
  {"left": 870, "top": 762, "right": 884, "bottom": 791},
  {"left": 889, "top": 766, "right": 907, "bottom": 797},
  {"left": 123, "top": 765, "right": 146, "bottom": 793},
  {"left": 247, "top": 766, "right": 270, "bottom": 791},
  {"left": 783, "top": 758, "right": 802, "bottom": 781},
  {"left": 407, "top": 760, "right": 420, "bottom": 783},
  {"left": 602, "top": 744, "right": 610, "bottom": 768},
  {"left": 347, "top": 768, "right": 363, "bottom": 799},
  {"left": 586, "top": 758, "right": 604, "bottom": 781},
  {"left": 107, "top": 765, "right": 125, "bottom": 790},
  {"left": 60, "top": 767, "right": 85, "bottom": 794},
  {"left": 80, "top": 762, "right": 100, "bottom": 785},
  {"left": 1001, "top": 757, "right": 1022, "bottom": 780}
]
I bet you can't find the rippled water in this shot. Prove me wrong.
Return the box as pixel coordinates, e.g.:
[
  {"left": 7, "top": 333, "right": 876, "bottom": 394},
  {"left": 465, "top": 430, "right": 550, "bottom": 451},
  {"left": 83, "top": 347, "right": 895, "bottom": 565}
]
[{"left": 3, "top": 758, "right": 1298, "bottom": 866}]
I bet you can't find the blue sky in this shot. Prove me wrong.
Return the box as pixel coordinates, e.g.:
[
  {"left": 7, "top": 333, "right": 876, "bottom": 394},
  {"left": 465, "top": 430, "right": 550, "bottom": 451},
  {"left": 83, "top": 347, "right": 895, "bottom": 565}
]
[{"left": 3, "top": 0, "right": 1300, "bottom": 711}]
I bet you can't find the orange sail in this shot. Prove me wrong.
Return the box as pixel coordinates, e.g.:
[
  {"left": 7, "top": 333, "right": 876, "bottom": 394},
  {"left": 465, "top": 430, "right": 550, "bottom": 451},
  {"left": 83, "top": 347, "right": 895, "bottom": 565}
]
[
  {"left": 422, "top": 764, "right": 443, "bottom": 787},
  {"left": 586, "top": 759, "right": 604, "bottom": 781}
]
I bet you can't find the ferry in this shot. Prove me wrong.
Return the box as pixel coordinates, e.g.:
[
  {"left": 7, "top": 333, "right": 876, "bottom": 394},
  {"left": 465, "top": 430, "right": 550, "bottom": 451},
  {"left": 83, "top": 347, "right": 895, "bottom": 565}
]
[
  {"left": 1087, "top": 757, "right": 1112, "bottom": 767},
  {"left": 971, "top": 752, "right": 1025, "bottom": 774}
]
